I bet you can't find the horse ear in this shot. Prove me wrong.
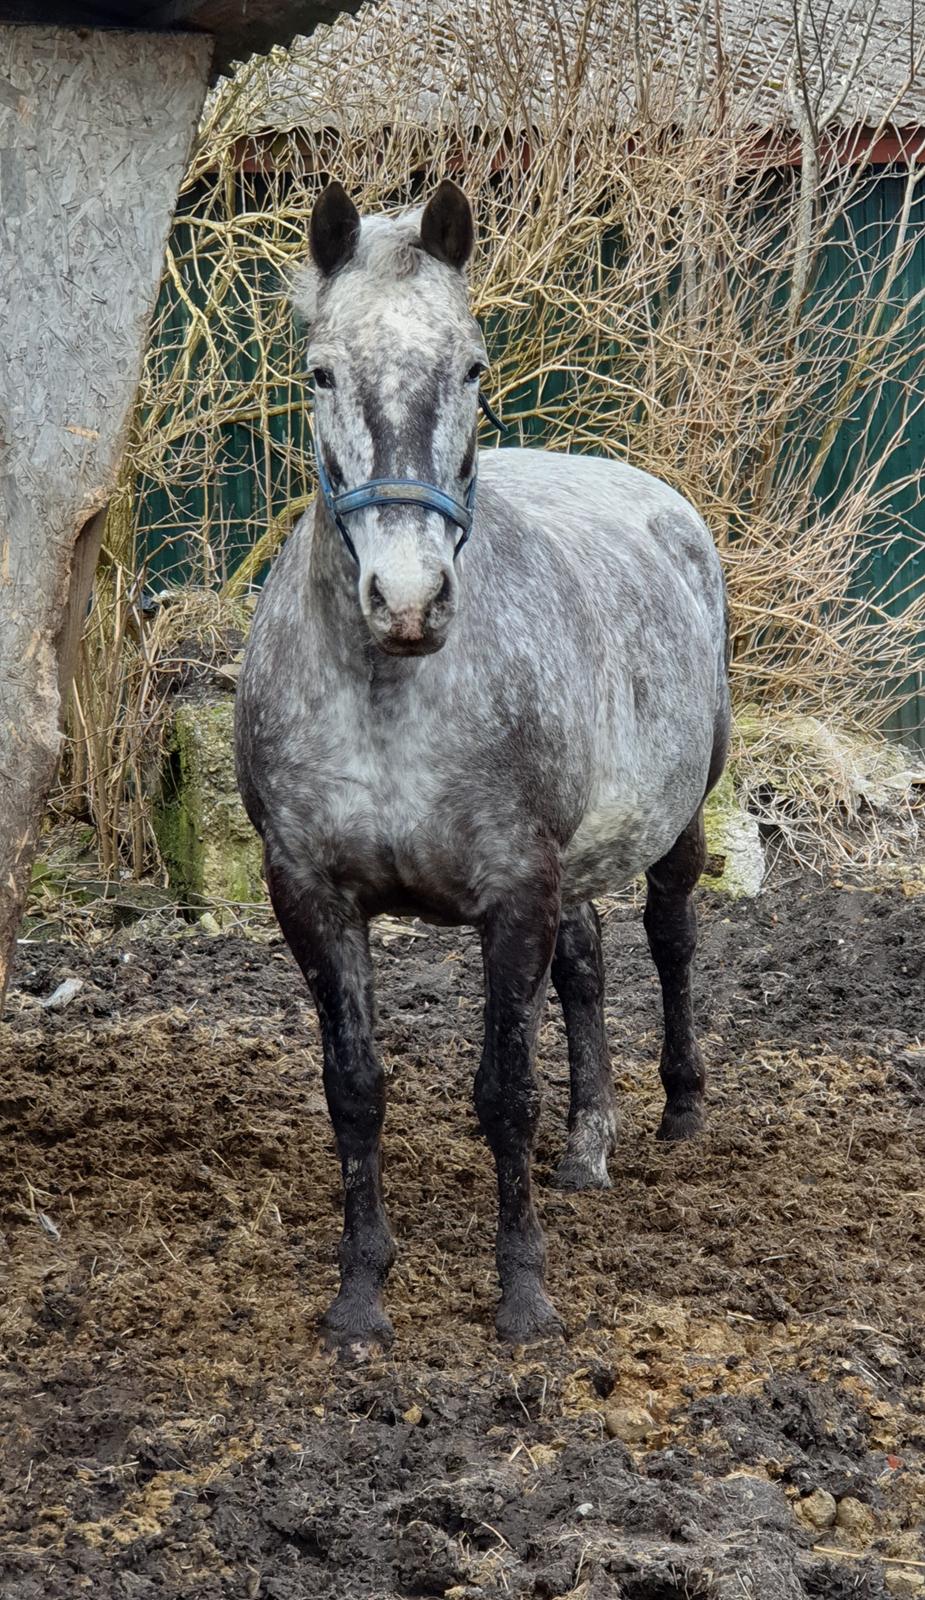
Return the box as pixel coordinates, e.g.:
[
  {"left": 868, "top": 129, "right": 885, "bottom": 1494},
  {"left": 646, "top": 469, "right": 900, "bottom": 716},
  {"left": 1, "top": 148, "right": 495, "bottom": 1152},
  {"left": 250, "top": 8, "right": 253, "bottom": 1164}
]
[
  {"left": 420, "top": 180, "right": 474, "bottom": 271},
  {"left": 310, "top": 181, "right": 361, "bottom": 277}
]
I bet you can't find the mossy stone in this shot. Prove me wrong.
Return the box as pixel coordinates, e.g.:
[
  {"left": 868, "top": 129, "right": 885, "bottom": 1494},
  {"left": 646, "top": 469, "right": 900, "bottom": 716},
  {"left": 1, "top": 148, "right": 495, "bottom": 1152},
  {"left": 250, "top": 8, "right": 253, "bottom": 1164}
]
[
  {"left": 702, "top": 768, "right": 765, "bottom": 898},
  {"left": 153, "top": 698, "right": 264, "bottom": 916}
]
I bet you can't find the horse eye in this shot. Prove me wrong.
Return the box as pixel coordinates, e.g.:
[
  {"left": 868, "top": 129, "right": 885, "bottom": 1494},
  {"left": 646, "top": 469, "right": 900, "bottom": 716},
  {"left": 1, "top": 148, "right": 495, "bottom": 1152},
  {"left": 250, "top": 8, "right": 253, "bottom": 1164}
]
[
  {"left": 465, "top": 362, "right": 484, "bottom": 384},
  {"left": 312, "top": 367, "right": 334, "bottom": 389}
]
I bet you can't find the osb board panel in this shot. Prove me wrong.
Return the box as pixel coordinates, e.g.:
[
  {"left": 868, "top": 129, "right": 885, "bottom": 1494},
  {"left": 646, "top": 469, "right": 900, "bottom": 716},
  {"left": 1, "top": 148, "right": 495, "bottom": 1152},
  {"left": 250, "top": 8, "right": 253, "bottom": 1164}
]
[{"left": 0, "top": 27, "right": 211, "bottom": 1000}]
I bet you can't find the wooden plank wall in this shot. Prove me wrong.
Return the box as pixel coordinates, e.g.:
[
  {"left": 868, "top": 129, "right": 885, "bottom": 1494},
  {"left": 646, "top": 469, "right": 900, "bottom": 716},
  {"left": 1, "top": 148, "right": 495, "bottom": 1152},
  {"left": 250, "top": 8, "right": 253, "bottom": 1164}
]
[{"left": 0, "top": 27, "right": 212, "bottom": 1005}]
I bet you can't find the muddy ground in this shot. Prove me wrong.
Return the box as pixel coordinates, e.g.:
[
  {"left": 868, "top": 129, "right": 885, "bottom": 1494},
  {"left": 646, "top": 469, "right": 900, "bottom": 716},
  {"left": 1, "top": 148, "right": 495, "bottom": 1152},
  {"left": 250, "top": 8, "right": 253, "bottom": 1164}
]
[{"left": 1, "top": 875, "right": 923, "bottom": 1599}]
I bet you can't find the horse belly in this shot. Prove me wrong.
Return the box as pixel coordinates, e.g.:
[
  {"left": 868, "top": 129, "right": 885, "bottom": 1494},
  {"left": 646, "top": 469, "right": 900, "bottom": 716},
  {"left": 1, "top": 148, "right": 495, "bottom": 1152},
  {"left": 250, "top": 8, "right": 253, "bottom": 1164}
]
[{"left": 562, "top": 767, "right": 708, "bottom": 904}]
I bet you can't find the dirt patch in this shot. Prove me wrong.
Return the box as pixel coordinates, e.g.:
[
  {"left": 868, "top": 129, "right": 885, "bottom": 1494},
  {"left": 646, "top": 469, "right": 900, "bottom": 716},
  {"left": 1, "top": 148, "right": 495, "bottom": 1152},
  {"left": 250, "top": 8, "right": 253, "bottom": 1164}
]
[{"left": 1, "top": 877, "right": 924, "bottom": 1598}]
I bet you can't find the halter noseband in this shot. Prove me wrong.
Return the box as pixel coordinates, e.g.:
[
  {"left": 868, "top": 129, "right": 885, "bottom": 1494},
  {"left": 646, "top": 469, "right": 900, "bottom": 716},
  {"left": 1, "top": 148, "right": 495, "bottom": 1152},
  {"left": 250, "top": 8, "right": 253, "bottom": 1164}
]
[{"left": 311, "top": 392, "right": 503, "bottom": 567}]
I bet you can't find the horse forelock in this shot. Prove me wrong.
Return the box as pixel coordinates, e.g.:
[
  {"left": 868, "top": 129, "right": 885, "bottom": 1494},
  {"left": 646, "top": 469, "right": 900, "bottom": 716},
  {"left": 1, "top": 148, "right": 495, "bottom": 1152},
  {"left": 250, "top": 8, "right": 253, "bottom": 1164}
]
[{"left": 359, "top": 212, "right": 426, "bottom": 281}]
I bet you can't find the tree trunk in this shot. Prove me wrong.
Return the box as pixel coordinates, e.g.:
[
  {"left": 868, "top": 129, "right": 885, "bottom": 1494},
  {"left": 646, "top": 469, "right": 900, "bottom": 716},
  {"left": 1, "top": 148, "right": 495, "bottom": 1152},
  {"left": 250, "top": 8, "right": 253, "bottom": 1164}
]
[{"left": 0, "top": 27, "right": 212, "bottom": 1008}]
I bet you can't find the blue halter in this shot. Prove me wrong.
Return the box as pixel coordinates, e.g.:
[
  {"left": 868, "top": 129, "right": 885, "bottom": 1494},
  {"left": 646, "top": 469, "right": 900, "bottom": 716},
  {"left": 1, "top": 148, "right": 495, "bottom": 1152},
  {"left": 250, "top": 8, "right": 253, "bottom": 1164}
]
[
  {"left": 313, "top": 433, "right": 477, "bottom": 567},
  {"left": 311, "top": 389, "right": 507, "bottom": 566}
]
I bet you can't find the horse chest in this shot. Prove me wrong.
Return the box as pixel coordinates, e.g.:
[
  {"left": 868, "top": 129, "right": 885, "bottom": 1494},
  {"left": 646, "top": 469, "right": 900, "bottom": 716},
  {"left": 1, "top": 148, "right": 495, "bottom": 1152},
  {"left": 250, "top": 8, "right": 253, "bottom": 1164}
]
[
  {"left": 277, "top": 697, "right": 464, "bottom": 896},
  {"left": 267, "top": 677, "right": 554, "bottom": 921},
  {"left": 333, "top": 733, "right": 438, "bottom": 845}
]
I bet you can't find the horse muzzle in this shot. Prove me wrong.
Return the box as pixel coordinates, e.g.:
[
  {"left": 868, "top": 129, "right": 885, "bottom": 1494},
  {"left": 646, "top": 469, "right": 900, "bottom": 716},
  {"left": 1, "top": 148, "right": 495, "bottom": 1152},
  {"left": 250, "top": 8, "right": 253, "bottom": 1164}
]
[{"left": 363, "top": 567, "right": 457, "bottom": 656}]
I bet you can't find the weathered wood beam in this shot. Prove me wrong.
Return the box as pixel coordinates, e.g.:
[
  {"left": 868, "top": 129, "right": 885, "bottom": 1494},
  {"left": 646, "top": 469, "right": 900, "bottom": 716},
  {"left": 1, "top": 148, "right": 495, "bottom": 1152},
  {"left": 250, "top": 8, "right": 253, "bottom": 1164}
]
[{"left": 0, "top": 26, "right": 212, "bottom": 1007}]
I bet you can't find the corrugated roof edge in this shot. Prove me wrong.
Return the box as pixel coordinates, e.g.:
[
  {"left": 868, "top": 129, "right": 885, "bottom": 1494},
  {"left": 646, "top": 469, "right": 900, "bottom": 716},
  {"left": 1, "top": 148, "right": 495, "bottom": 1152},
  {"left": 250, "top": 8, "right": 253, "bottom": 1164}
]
[{"left": 0, "top": 0, "right": 372, "bottom": 79}]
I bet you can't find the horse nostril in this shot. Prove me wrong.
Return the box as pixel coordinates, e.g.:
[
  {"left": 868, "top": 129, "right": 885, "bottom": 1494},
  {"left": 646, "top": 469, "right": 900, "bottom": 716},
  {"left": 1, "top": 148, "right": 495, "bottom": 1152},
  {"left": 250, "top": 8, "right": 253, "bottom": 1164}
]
[
  {"left": 369, "top": 576, "right": 387, "bottom": 612},
  {"left": 434, "top": 572, "right": 452, "bottom": 606}
]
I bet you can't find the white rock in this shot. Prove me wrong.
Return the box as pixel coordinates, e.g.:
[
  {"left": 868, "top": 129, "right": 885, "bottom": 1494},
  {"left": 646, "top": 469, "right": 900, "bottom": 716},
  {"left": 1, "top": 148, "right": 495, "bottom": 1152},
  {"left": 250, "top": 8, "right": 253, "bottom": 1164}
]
[
  {"left": 702, "top": 771, "right": 764, "bottom": 898},
  {"left": 41, "top": 976, "right": 84, "bottom": 1010}
]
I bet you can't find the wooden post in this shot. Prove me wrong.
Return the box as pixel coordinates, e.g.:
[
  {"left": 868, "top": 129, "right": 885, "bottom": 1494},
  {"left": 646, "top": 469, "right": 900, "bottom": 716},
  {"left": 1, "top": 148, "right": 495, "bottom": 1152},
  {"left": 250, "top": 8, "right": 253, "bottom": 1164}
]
[{"left": 0, "top": 27, "right": 212, "bottom": 1007}]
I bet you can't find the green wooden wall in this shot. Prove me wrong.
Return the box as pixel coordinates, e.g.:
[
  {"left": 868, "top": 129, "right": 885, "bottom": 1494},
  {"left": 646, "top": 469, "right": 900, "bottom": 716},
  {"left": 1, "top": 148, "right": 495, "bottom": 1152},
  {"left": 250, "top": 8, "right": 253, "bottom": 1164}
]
[{"left": 810, "top": 173, "right": 925, "bottom": 743}]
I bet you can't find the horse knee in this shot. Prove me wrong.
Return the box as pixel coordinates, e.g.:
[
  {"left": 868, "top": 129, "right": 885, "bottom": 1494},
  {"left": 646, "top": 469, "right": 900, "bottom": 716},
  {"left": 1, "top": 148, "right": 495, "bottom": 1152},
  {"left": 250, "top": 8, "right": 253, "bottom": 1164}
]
[
  {"left": 323, "top": 1051, "right": 385, "bottom": 1149},
  {"left": 647, "top": 811, "right": 706, "bottom": 899},
  {"left": 645, "top": 816, "right": 703, "bottom": 976},
  {"left": 552, "top": 903, "right": 603, "bottom": 1011},
  {"left": 474, "top": 1060, "right": 541, "bottom": 1153},
  {"left": 644, "top": 893, "right": 697, "bottom": 966}
]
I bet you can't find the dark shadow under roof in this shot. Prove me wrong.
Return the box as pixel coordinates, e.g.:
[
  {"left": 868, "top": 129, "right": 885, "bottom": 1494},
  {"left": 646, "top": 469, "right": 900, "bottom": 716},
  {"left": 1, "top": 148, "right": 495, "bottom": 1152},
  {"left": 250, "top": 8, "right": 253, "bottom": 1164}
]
[{"left": 0, "top": 0, "right": 366, "bottom": 76}]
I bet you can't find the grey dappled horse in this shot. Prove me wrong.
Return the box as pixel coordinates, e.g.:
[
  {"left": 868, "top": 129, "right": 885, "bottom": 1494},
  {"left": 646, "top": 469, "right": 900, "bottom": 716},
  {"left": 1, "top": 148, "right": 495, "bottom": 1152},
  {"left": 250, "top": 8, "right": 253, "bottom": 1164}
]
[{"left": 236, "top": 181, "right": 730, "bottom": 1356}]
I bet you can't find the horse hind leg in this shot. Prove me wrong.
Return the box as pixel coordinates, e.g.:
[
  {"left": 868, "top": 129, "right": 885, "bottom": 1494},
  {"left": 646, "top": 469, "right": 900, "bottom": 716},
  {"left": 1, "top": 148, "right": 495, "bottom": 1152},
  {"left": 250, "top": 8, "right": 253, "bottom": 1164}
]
[
  {"left": 644, "top": 808, "right": 707, "bottom": 1142},
  {"left": 551, "top": 901, "right": 618, "bottom": 1189}
]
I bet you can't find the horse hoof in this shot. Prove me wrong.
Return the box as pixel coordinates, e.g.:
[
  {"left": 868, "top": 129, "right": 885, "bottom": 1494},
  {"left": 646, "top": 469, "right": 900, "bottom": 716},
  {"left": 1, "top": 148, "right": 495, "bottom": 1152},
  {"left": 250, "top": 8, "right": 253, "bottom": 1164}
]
[
  {"left": 551, "top": 1153, "right": 612, "bottom": 1191},
  {"left": 552, "top": 1110, "right": 617, "bottom": 1189},
  {"left": 320, "top": 1301, "right": 394, "bottom": 1362},
  {"left": 656, "top": 1103, "right": 704, "bottom": 1142},
  {"left": 495, "top": 1289, "right": 565, "bottom": 1346}
]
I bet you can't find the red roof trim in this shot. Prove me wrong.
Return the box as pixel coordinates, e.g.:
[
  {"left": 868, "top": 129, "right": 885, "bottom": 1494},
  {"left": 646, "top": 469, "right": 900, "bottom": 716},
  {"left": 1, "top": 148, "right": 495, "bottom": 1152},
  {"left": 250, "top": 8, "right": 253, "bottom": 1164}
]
[{"left": 219, "top": 123, "right": 925, "bottom": 178}]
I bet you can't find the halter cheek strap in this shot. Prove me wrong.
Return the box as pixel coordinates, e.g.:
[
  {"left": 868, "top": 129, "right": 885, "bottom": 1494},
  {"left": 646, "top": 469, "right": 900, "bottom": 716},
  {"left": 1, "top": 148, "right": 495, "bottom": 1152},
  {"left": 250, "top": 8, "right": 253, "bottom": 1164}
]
[{"left": 313, "top": 431, "right": 477, "bottom": 567}]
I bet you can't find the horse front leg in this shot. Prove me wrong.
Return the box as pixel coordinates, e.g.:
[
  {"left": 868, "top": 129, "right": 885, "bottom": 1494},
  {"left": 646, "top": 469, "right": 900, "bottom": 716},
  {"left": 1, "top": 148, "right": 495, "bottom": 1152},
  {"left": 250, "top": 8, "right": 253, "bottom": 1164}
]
[
  {"left": 476, "top": 859, "right": 564, "bottom": 1344},
  {"left": 265, "top": 851, "right": 395, "bottom": 1359}
]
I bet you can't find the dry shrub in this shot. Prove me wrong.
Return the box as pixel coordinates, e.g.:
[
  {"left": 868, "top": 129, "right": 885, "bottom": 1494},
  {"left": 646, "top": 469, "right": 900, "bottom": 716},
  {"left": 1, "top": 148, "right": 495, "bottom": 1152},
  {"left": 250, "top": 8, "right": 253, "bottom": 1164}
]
[{"left": 60, "top": 0, "right": 925, "bottom": 877}]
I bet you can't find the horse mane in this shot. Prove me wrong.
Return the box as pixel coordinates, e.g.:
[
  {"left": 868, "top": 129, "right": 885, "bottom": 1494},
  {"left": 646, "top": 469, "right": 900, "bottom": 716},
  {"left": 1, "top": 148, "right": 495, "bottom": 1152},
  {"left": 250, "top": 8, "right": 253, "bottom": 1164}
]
[{"left": 290, "top": 209, "right": 426, "bottom": 325}]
